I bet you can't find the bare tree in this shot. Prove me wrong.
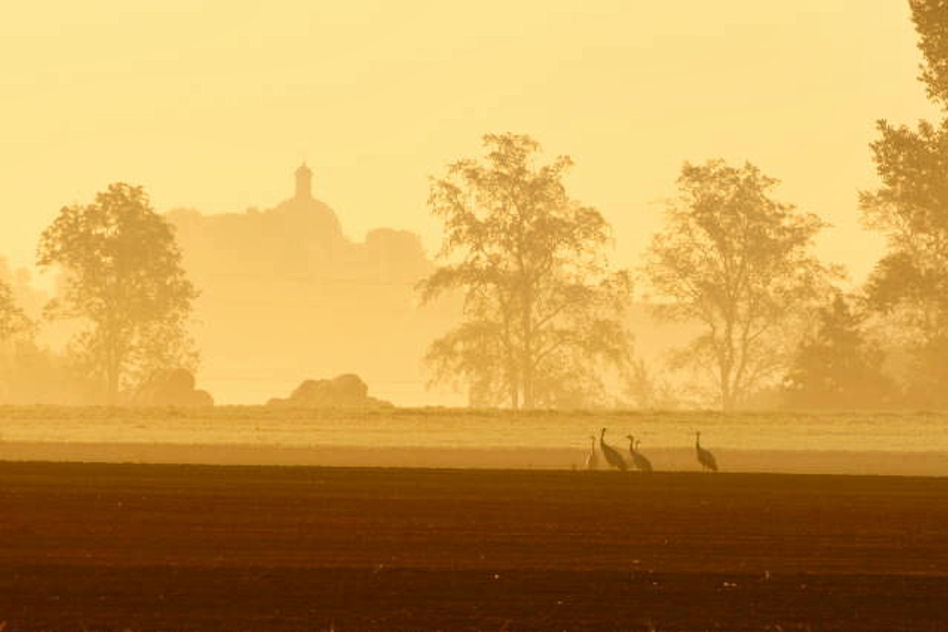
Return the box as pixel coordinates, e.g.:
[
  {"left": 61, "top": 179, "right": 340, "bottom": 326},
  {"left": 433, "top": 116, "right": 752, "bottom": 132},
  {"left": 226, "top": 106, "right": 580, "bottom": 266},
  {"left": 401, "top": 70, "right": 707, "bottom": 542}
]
[
  {"left": 420, "top": 134, "right": 631, "bottom": 409},
  {"left": 644, "top": 160, "right": 835, "bottom": 411}
]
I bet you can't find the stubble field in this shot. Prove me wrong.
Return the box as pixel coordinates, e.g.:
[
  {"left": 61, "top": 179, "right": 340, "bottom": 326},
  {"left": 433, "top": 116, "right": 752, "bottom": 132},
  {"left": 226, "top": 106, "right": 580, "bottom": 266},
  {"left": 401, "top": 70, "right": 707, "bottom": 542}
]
[{"left": 2, "top": 406, "right": 948, "bottom": 475}]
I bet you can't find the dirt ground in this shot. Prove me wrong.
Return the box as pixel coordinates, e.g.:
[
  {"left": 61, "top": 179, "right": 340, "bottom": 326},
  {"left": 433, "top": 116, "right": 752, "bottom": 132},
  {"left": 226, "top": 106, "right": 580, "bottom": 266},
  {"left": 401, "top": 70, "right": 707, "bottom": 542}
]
[{"left": 1, "top": 462, "right": 947, "bottom": 631}]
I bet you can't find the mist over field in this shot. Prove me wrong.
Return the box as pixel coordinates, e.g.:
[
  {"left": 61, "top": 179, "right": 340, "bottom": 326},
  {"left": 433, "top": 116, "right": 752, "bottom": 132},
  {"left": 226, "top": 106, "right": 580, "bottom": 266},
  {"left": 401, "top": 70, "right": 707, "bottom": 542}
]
[
  {"left": 6, "top": 3, "right": 948, "bottom": 631},
  {"left": 0, "top": 407, "right": 944, "bottom": 477},
  {"left": 2, "top": 1, "right": 947, "bottom": 419}
]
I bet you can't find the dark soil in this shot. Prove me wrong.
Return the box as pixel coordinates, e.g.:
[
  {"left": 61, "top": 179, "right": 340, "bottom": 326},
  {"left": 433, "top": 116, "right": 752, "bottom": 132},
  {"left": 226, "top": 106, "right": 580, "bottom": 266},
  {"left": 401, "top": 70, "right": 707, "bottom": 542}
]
[{"left": 1, "top": 462, "right": 947, "bottom": 631}]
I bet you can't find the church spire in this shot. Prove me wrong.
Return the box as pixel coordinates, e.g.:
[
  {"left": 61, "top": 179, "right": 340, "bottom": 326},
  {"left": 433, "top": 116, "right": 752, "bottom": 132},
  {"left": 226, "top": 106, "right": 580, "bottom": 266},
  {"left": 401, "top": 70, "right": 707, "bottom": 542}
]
[{"left": 295, "top": 163, "right": 313, "bottom": 200}]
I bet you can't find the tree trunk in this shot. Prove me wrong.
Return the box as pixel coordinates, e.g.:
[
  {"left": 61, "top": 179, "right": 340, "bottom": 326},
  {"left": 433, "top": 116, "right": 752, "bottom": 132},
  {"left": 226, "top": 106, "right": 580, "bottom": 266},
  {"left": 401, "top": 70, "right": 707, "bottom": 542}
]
[
  {"left": 719, "top": 360, "right": 733, "bottom": 412},
  {"left": 521, "top": 304, "right": 534, "bottom": 408},
  {"left": 105, "top": 326, "right": 123, "bottom": 406},
  {"left": 107, "top": 350, "right": 119, "bottom": 405},
  {"left": 509, "top": 361, "right": 520, "bottom": 410},
  {"left": 522, "top": 351, "right": 534, "bottom": 409},
  {"left": 521, "top": 281, "right": 535, "bottom": 409}
]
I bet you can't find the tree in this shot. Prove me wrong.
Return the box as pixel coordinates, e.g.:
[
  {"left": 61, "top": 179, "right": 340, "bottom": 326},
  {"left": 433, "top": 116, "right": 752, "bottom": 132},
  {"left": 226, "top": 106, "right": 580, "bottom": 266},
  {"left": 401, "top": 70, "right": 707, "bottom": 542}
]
[
  {"left": 861, "top": 119, "right": 948, "bottom": 320},
  {"left": 910, "top": 0, "right": 948, "bottom": 105},
  {"left": 859, "top": 1, "right": 948, "bottom": 404},
  {"left": 0, "top": 278, "right": 31, "bottom": 343},
  {"left": 419, "top": 134, "right": 632, "bottom": 409},
  {"left": 783, "top": 293, "right": 894, "bottom": 409},
  {"left": 623, "top": 358, "right": 681, "bottom": 410},
  {"left": 37, "top": 183, "right": 198, "bottom": 403},
  {"left": 644, "top": 160, "right": 835, "bottom": 411}
]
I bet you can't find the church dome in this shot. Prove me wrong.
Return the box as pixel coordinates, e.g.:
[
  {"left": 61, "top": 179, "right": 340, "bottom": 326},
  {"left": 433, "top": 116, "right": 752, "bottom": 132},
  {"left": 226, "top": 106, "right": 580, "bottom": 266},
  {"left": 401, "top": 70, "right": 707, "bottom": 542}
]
[{"left": 271, "top": 163, "right": 343, "bottom": 239}]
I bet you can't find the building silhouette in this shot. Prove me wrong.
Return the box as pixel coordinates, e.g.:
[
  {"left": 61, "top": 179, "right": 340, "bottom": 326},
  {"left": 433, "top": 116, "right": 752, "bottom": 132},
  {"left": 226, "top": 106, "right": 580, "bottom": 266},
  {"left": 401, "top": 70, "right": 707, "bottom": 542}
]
[{"left": 164, "top": 165, "right": 458, "bottom": 405}]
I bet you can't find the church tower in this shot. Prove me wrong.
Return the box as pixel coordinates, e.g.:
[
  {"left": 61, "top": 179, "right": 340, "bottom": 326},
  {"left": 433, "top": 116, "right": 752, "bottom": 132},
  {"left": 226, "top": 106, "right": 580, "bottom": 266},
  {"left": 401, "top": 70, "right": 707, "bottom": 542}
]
[{"left": 295, "top": 163, "right": 313, "bottom": 200}]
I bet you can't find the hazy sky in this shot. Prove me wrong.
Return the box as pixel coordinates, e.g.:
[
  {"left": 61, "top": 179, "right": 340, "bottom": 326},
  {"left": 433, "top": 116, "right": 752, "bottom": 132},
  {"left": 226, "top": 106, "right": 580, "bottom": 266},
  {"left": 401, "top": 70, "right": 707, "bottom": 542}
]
[{"left": 0, "top": 1, "right": 936, "bottom": 289}]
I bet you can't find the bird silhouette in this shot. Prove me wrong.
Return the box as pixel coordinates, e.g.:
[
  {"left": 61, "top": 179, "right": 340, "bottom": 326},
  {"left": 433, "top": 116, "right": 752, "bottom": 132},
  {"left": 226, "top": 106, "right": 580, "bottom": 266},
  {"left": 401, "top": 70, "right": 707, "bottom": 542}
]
[
  {"left": 626, "top": 435, "right": 653, "bottom": 472},
  {"left": 584, "top": 434, "right": 598, "bottom": 470},
  {"left": 695, "top": 431, "right": 718, "bottom": 472},
  {"left": 635, "top": 439, "right": 655, "bottom": 473},
  {"left": 599, "top": 427, "right": 627, "bottom": 471}
]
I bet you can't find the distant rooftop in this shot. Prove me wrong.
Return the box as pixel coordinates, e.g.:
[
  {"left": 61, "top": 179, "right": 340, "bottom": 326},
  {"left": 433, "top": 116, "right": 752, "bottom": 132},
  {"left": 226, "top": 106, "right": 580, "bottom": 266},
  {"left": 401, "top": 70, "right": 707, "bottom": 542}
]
[{"left": 295, "top": 162, "right": 313, "bottom": 200}]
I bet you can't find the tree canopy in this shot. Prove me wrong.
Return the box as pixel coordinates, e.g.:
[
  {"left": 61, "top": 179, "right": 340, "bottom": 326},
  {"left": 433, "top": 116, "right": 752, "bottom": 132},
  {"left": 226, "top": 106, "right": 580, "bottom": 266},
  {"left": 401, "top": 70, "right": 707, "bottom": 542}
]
[
  {"left": 420, "top": 133, "right": 631, "bottom": 409},
  {"left": 37, "top": 183, "right": 198, "bottom": 402},
  {"left": 645, "top": 160, "right": 835, "bottom": 411},
  {"left": 859, "top": 1, "right": 948, "bottom": 404},
  {"left": 0, "top": 278, "right": 31, "bottom": 343},
  {"left": 911, "top": 0, "right": 948, "bottom": 105},
  {"left": 783, "top": 293, "right": 894, "bottom": 409}
]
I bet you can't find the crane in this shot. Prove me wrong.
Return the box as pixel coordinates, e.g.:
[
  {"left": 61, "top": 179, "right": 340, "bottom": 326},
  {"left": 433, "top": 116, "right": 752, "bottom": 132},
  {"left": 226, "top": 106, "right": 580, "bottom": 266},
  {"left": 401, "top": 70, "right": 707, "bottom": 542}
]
[
  {"left": 695, "top": 431, "right": 718, "bottom": 472},
  {"left": 626, "top": 435, "right": 653, "bottom": 473},
  {"left": 599, "top": 427, "right": 627, "bottom": 471},
  {"left": 584, "top": 435, "right": 598, "bottom": 470}
]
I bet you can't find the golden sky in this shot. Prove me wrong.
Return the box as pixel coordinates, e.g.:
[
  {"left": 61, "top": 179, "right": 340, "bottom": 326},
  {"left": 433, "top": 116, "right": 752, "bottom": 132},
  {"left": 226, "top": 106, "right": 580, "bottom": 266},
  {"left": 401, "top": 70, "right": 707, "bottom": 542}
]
[{"left": 0, "top": 1, "right": 935, "bottom": 289}]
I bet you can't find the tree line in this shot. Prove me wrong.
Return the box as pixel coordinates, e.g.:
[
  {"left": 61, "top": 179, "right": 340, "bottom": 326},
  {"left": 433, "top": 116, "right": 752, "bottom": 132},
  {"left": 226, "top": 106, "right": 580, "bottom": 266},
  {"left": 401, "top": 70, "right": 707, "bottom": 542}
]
[
  {"left": 2, "top": 1, "right": 947, "bottom": 410},
  {"left": 1, "top": 184, "right": 196, "bottom": 404},
  {"left": 418, "top": 0, "right": 948, "bottom": 411}
]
